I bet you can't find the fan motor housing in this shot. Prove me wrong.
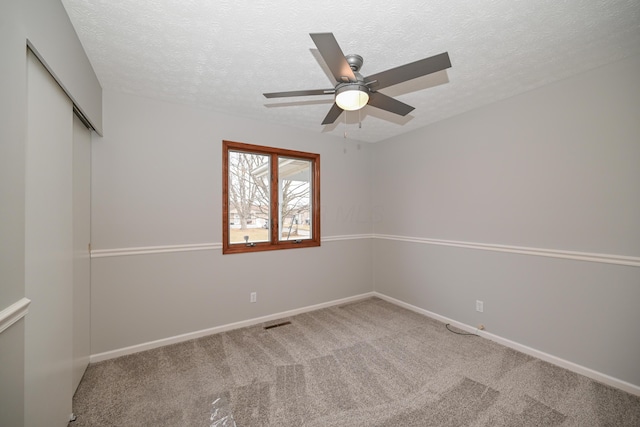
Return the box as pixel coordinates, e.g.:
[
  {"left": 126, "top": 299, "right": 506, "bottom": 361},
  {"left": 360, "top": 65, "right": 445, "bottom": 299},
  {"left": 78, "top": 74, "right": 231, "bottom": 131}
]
[{"left": 335, "top": 81, "right": 369, "bottom": 94}]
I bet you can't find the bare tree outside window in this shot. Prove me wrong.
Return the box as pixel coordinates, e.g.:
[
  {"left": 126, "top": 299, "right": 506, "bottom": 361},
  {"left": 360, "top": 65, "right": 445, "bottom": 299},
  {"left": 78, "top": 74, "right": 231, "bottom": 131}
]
[
  {"left": 278, "top": 158, "right": 312, "bottom": 241},
  {"left": 227, "top": 151, "right": 270, "bottom": 243}
]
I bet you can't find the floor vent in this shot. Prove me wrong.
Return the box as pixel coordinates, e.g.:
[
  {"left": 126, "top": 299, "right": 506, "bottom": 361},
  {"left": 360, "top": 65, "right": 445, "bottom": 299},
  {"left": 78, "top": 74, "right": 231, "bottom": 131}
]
[{"left": 264, "top": 321, "right": 291, "bottom": 330}]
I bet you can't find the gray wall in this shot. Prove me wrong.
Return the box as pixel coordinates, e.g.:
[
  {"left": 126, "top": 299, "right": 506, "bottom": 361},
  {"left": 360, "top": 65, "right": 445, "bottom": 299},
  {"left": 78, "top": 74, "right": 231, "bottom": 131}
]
[
  {"left": 0, "top": 0, "right": 101, "bottom": 425},
  {"left": 372, "top": 54, "right": 640, "bottom": 387},
  {"left": 90, "top": 91, "right": 373, "bottom": 354}
]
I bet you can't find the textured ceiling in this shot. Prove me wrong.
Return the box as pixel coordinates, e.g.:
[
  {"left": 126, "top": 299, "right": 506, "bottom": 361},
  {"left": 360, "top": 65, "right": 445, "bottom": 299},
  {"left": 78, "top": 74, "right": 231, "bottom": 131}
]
[{"left": 62, "top": 0, "right": 640, "bottom": 143}]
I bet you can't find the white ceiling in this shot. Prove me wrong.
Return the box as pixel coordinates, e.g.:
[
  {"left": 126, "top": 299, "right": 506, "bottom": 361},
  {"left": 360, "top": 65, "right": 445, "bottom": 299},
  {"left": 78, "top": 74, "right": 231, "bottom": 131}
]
[{"left": 62, "top": 0, "right": 640, "bottom": 143}]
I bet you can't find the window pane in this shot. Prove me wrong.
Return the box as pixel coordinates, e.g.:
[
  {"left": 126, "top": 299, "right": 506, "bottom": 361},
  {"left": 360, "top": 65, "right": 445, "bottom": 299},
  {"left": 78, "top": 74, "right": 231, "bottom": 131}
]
[
  {"left": 278, "top": 157, "right": 312, "bottom": 241},
  {"left": 228, "top": 150, "right": 270, "bottom": 244}
]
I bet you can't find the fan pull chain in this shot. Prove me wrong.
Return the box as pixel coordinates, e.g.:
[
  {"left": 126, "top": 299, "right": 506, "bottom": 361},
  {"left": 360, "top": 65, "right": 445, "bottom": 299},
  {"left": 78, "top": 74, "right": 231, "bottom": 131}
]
[
  {"left": 343, "top": 112, "right": 348, "bottom": 153},
  {"left": 344, "top": 110, "right": 347, "bottom": 139}
]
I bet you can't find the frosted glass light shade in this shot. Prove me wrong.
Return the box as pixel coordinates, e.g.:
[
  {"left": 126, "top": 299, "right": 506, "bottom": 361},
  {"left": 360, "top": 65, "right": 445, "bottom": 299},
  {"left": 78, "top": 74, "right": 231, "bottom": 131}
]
[{"left": 335, "top": 88, "right": 369, "bottom": 111}]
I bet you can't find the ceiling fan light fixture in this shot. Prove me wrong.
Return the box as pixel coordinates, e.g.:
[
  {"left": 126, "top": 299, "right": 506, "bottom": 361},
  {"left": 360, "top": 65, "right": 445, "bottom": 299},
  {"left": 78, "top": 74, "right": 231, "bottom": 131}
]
[
  {"left": 335, "top": 84, "right": 369, "bottom": 111},
  {"left": 263, "top": 33, "right": 452, "bottom": 125}
]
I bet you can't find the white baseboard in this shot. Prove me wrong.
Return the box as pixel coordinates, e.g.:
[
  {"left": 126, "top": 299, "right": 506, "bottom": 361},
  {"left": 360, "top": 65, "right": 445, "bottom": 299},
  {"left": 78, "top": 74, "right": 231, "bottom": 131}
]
[
  {"left": 89, "top": 292, "right": 375, "bottom": 363},
  {"left": 373, "top": 292, "right": 640, "bottom": 397}
]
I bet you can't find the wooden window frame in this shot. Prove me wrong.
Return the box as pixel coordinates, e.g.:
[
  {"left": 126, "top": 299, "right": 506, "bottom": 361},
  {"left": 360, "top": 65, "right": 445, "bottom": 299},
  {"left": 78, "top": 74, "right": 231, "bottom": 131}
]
[{"left": 222, "top": 140, "right": 320, "bottom": 254}]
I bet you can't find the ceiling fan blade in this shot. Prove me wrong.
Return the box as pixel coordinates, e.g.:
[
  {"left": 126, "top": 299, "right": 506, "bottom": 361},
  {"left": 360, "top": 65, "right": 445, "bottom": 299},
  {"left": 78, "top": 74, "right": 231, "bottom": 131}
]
[
  {"left": 321, "top": 103, "right": 343, "bottom": 125},
  {"left": 365, "top": 52, "right": 451, "bottom": 90},
  {"left": 310, "top": 33, "right": 356, "bottom": 83},
  {"left": 367, "top": 92, "right": 415, "bottom": 116},
  {"left": 264, "top": 89, "right": 334, "bottom": 98}
]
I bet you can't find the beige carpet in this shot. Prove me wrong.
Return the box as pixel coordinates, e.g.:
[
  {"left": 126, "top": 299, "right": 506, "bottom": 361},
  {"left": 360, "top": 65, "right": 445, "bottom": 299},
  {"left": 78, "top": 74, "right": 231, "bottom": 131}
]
[{"left": 72, "top": 297, "right": 640, "bottom": 426}]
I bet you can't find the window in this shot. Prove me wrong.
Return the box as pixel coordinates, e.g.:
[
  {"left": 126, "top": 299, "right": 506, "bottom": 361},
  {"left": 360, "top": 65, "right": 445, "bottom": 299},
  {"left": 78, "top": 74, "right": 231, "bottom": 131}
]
[{"left": 223, "top": 140, "right": 320, "bottom": 254}]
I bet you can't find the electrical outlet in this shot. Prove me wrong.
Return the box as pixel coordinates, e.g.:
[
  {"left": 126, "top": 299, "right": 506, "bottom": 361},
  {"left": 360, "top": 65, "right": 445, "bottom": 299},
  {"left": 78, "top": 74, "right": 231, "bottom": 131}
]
[
  {"left": 250, "top": 292, "right": 257, "bottom": 303},
  {"left": 476, "top": 300, "right": 484, "bottom": 312}
]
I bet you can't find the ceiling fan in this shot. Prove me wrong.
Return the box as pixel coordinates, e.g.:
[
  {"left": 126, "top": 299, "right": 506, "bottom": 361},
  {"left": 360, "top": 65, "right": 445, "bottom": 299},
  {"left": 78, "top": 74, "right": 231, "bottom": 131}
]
[{"left": 263, "top": 32, "right": 452, "bottom": 125}]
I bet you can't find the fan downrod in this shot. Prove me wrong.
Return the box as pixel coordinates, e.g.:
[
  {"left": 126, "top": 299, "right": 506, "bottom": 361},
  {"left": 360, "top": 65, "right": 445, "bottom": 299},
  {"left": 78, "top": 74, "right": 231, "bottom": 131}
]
[{"left": 345, "top": 54, "right": 363, "bottom": 72}]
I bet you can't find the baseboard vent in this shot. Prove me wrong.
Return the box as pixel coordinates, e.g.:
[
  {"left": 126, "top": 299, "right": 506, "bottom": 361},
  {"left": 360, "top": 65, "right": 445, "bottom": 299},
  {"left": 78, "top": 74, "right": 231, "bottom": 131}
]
[{"left": 264, "top": 321, "right": 291, "bottom": 330}]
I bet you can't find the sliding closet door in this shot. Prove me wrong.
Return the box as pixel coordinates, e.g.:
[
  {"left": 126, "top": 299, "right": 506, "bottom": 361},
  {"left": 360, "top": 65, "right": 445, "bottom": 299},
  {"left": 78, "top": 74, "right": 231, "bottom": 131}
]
[
  {"left": 72, "top": 114, "right": 91, "bottom": 393},
  {"left": 24, "top": 49, "right": 74, "bottom": 427}
]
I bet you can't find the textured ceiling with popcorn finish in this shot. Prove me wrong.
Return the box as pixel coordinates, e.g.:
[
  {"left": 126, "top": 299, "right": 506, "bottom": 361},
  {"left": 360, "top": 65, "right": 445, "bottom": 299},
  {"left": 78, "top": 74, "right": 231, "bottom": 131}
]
[{"left": 61, "top": 0, "right": 640, "bottom": 142}]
